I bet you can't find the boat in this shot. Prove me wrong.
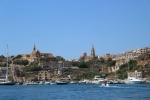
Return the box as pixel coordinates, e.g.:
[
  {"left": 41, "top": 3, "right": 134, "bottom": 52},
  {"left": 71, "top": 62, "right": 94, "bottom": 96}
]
[
  {"left": 100, "top": 81, "right": 109, "bottom": 87},
  {"left": 44, "top": 81, "right": 50, "bottom": 85},
  {"left": 78, "top": 79, "right": 91, "bottom": 84},
  {"left": 92, "top": 75, "right": 105, "bottom": 84},
  {"left": 50, "top": 81, "right": 56, "bottom": 85},
  {"left": 56, "top": 81, "right": 68, "bottom": 85},
  {"left": 23, "top": 81, "right": 39, "bottom": 85},
  {"left": 124, "top": 77, "right": 142, "bottom": 84},
  {"left": 0, "top": 46, "right": 15, "bottom": 85},
  {"left": 0, "top": 79, "right": 15, "bottom": 85},
  {"left": 124, "top": 61, "right": 143, "bottom": 84},
  {"left": 125, "top": 62, "right": 143, "bottom": 84}
]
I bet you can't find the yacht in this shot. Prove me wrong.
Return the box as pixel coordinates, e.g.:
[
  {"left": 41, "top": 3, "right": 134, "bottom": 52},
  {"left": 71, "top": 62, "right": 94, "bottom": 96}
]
[
  {"left": 124, "top": 77, "right": 142, "bottom": 84},
  {"left": 125, "top": 61, "right": 143, "bottom": 84},
  {"left": 0, "top": 46, "right": 15, "bottom": 85}
]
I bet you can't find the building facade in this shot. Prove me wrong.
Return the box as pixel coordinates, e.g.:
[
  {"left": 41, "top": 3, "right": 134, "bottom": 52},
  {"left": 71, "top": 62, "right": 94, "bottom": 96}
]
[{"left": 79, "top": 44, "right": 96, "bottom": 62}]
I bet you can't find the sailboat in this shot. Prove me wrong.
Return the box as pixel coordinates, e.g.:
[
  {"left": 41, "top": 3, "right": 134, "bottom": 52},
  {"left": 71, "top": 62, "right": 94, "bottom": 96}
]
[
  {"left": 124, "top": 60, "right": 142, "bottom": 84},
  {"left": 0, "top": 46, "right": 15, "bottom": 85}
]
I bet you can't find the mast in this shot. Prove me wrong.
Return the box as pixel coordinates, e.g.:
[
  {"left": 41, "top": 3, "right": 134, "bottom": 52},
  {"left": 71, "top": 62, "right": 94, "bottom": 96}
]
[{"left": 6, "top": 45, "right": 9, "bottom": 81}]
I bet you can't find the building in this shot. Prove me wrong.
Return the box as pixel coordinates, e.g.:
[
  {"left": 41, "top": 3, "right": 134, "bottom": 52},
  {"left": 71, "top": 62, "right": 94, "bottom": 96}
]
[
  {"left": 128, "top": 70, "right": 142, "bottom": 79},
  {"left": 38, "top": 70, "right": 58, "bottom": 81},
  {"left": 79, "top": 44, "right": 96, "bottom": 62},
  {"left": 99, "top": 53, "right": 115, "bottom": 60},
  {"left": 21, "top": 44, "right": 53, "bottom": 63},
  {"left": 115, "top": 46, "right": 150, "bottom": 61},
  {"left": 22, "top": 44, "right": 41, "bottom": 62}
]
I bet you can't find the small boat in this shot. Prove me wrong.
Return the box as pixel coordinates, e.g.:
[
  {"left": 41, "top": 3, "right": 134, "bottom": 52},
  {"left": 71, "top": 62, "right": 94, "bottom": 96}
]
[
  {"left": 50, "top": 81, "right": 56, "bottom": 85},
  {"left": 0, "top": 80, "right": 15, "bottom": 85},
  {"left": 23, "top": 81, "right": 39, "bottom": 85},
  {"left": 100, "top": 81, "right": 109, "bottom": 87},
  {"left": 56, "top": 81, "right": 68, "bottom": 85},
  {"left": 44, "top": 81, "right": 50, "bottom": 85}
]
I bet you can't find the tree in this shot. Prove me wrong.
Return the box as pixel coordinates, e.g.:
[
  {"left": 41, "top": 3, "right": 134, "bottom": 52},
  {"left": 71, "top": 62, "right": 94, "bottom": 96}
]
[
  {"left": 14, "top": 60, "right": 29, "bottom": 65},
  {"left": 78, "top": 62, "right": 89, "bottom": 68},
  {"left": 23, "top": 65, "right": 42, "bottom": 72},
  {"left": 99, "top": 58, "right": 105, "bottom": 64}
]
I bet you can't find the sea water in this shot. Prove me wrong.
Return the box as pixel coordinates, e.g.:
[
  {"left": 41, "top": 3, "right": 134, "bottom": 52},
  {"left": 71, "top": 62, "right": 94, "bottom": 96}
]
[{"left": 0, "top": 84, "right": 150, "bottom": 100}]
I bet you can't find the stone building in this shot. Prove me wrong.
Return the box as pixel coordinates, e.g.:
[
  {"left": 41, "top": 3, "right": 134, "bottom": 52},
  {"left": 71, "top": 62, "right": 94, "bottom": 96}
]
[
  {"left": 128, "top": 70, "right": 142, "bottom": 78},
  {"left": 79, "top": 44, "right": 96, "bottom": 62},
  {"left": 38, "top": 70, "right": 58, "bottom": 81},
  {"left": 22, "top": 44, "right": 40, "bottom": 62},
  {"left": 21, "top": 44, "right": 53, "bottom": 63}
]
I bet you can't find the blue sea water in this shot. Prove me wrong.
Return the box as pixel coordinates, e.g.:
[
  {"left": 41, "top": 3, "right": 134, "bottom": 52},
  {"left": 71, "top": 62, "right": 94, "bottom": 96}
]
[{"left": 0, "top": 84, "right": 150, "bottom": 100}]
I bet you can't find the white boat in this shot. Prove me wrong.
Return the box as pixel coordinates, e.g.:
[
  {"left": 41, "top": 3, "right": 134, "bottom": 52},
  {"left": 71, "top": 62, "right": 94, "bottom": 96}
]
[
  {"left": 125, "top": 62, "right": 143, "bottom": 84},
  {"left": 124, "top": 77, "right": 142, "bottom": 84},
  {"left": 100, "top": 81, "right": 109, "bottom": 87},
  {"left": 78, "top": 79, "right": 91, "bottom": 84},
  {"left": 92, "top": 75, "right": 105, "bottom": 84},
  {"left": 50, "top": 81, "right": 56, "bottom": 85},
  {"left": 0, "top": 46, "right": 15, "bottom": 85},
  {"left": 44, "top": 81, "right": 50, "bottom": 85},
  {"left": 23, "top": 82, "right": 39, "bottom": 85}
]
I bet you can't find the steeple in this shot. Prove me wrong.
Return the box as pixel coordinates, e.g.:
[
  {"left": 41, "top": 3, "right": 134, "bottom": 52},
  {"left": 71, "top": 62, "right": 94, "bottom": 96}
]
[
  {"left": 33, "top": 44, "right": 36, "bottom": 51},
  {"left": 91, "top": 44, "right": 95, "bottom": 58}
]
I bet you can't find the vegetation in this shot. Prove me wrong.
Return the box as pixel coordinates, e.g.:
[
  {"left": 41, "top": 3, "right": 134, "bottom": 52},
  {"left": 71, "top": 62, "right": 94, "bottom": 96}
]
[
  {"left": 23, "top": 65, "right": 42, "bottom": 72},
  {"left": 14, "top": 60, "right": 29, "bottom": 65}
]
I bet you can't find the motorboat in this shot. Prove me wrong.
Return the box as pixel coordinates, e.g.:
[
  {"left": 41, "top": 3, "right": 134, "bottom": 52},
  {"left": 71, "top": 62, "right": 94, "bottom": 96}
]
[
  {"left": 100, "top": 81, "right": 109, "bottom": 87},
  {"left": 0, "top": 79, "right": 15, "bottom": 85},
  {"left": 44, "top": 81, "right": 50, "bottom": 85},
  {"left": 92, "top": 75, "right": 105, "bottom": 84},
  {"left": 23, "top": 81, "right": 39, "bottom": 85},
  {"left": 56, "top": 81, "right": 68, "bottom": 85},
  {"left": 124, "top": 77, "right": 142, "bottom": 84}
]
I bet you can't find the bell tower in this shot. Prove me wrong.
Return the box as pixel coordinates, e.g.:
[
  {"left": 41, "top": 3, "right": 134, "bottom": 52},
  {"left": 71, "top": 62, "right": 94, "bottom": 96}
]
[{"left": 91, "top": 44, "right": 95, "bottom": 59}]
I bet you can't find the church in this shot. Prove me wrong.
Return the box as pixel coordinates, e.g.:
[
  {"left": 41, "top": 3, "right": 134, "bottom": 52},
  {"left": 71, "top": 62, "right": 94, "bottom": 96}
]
[
  {"left": 79, "top": 44, "right": 96, "bottom": 62},
  {"left": 22, "top": 44, "right": 53, "bottom": 62}
]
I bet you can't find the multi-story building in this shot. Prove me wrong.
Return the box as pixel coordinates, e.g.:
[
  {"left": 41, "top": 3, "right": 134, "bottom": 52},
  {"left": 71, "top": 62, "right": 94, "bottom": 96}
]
[
  {"left": 38, "top": 70, "right": 58, "bottom": 81},
  {"left": 102, "top": 46, "right": 150, "bottom": 73},
  {"left": 128, "top": 70, "right": 142, "bottom": 79},
  {"left": 115, "top": 46, "right": 150, "bottom": 61},
  {"left": 99, "top": 53, "right": 115, "bottom": 60}
]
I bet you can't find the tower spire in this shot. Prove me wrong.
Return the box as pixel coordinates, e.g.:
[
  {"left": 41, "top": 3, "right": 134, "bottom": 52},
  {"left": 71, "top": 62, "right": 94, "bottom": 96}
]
[{"left": 33, "top": 44, "right": 36, "bottom": 51}]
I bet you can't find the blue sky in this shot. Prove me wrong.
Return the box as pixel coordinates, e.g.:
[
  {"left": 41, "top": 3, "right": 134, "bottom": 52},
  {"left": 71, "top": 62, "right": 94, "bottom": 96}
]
[{"left": 0, "top": 0, "right": 150, "bottom": 59}]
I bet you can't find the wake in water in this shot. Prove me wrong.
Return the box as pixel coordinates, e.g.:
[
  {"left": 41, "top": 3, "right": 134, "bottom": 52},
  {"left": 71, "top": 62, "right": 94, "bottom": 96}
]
[
  {"left": 99, "top": 85, "right": 118, "bottom": 88},
  {"left": 99, "top": 84, "right": 150, "bottom": 89}
]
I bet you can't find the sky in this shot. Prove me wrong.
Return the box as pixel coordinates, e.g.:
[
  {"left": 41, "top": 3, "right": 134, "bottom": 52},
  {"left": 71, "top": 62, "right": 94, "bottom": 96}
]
[{"left": 0, "top": 0, "right": 150, "bottom": 59}]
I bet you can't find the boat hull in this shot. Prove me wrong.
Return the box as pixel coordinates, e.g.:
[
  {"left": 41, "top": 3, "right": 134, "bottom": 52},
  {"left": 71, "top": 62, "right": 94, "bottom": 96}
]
[
  {"left": 125, "top": 77, "right": 143, "bottom": 84},
  {"left": 0, "top": 82, "right": 16, "bottom": 85},
  {"left": 56, "top": 81, "right": 68, "bottom": 85}
]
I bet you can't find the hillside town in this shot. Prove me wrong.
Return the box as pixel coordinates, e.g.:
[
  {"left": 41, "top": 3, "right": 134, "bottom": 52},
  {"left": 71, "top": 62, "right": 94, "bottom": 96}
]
[{"left": 0, "top": 44, "right": 150, "bottom": 84}]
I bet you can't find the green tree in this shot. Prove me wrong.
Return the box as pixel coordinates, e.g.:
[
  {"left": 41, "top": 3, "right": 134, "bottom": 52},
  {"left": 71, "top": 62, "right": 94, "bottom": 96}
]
[{"left": 23, "top": 65, "right": 41, "bottom": 72}]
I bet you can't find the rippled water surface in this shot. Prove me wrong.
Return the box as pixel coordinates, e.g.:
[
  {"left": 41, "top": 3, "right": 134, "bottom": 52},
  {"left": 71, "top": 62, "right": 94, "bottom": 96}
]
[{"left": 0, "top": 84, "right": 150, "bottom": 100}]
